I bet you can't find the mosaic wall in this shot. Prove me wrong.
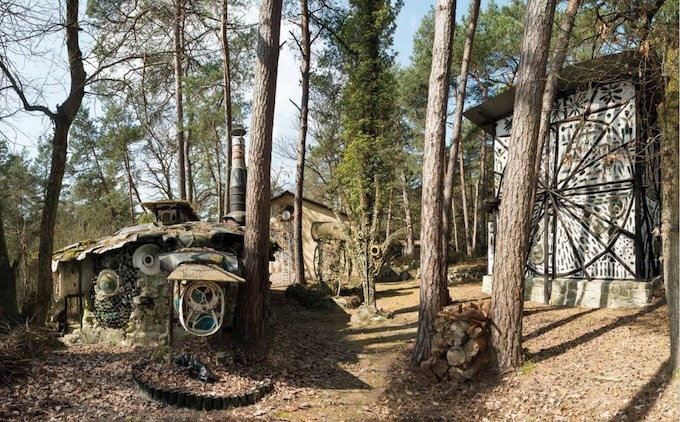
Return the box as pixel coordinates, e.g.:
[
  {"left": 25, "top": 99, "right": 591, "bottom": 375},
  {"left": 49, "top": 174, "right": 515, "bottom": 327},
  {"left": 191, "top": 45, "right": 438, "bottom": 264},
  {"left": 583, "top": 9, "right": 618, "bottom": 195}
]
[{"left": 493, "top": 81, "right": 660, "bottom": 280}]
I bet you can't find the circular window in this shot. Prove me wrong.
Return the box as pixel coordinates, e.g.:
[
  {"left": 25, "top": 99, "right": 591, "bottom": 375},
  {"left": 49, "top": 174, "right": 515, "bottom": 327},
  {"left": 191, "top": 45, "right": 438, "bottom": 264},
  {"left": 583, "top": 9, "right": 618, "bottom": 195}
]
[
  {"left": 97, "top": 269, "right": 121, "bottom": 297},
  {"left": 530, "top": 244, "right": 544, "bottom": 265}
]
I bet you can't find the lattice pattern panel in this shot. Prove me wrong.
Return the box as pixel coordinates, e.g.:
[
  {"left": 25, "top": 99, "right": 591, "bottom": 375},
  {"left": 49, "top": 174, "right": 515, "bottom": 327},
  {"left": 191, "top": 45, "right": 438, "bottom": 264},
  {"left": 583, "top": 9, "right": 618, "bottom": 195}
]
[{"left": 493, "top": 81, "right": 650, "bottom": 280}]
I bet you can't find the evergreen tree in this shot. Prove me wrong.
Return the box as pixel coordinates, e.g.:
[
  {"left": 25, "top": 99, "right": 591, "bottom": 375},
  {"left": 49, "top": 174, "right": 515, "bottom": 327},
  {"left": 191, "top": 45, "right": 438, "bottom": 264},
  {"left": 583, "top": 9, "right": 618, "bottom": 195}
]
[{"left": 334, "top": 0, "right": 402, "bottom": 311}]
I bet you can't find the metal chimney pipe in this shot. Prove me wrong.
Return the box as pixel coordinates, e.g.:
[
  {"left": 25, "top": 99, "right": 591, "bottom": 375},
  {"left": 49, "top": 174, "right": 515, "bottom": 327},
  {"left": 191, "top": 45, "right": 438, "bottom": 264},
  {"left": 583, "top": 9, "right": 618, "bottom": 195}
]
[{"left": 227, "top": 126, "right": 247, "bottom": 224}]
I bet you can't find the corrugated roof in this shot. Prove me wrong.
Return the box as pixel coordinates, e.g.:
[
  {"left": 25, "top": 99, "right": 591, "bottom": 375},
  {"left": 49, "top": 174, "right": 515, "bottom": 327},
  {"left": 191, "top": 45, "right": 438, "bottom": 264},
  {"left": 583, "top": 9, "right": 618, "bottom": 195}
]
[{"left": 463, "top": 51, "right": 646, "bottom": 134}]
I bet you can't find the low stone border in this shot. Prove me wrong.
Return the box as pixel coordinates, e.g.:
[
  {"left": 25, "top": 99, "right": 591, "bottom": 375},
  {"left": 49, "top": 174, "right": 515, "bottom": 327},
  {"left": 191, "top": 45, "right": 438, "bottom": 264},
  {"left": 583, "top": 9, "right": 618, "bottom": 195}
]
[{"left": 131, "top": 361, "right": 274, "bottom": 411}]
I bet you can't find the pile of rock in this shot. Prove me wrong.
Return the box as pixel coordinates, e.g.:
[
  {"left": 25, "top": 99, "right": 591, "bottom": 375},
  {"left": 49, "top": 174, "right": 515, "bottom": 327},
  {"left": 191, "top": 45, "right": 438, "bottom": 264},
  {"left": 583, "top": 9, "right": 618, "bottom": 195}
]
[{"left": 421, "top": 300, "right": 491, "bottom": 382}]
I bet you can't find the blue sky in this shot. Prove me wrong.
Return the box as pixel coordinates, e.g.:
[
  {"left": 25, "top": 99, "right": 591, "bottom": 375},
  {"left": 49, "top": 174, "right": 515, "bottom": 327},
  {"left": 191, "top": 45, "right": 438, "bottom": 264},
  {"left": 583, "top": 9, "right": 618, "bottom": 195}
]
[{"left": 392, "top": 0, "right": 507, "bottom": 66}]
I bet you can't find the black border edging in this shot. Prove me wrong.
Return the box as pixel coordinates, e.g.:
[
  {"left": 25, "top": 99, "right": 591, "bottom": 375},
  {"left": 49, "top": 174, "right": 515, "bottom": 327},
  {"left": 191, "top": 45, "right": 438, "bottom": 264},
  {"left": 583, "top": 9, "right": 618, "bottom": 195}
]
[{"left": 131, "top": 361, "right": 274, "bottom": 411}]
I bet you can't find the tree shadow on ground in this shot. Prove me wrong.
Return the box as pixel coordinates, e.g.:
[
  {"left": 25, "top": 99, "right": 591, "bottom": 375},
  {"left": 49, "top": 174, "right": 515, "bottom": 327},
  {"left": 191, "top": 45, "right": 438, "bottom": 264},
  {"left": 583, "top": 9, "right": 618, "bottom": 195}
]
[
  {"left": 609, "top": 358, "right": 672, "bottom": 422},
  {"left": 214, "top": 290, "right": 371, "bottom": 391},
  {"left": 391, "top": 304, "right": 419, "bottom": 316},
  {"left": 526, "top": 299, "right": 666, "bottom": 363},
  {"left": 523, "top": 308, "right": 600, "bottom": 341},
  {"left": 523, "top": 306, "right": 565, "bottom": 316},
  {"left": 377, "top": 289, "right": 412, "bottom": 299},
  {"left": 342, "top": 320, "right": 418, "bottom": 335}
]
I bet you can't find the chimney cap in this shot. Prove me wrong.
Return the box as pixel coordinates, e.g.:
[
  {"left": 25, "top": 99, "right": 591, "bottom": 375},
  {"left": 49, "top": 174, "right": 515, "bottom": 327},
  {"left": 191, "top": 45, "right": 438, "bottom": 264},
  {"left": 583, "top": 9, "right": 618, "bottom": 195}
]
[{"left": 231, "top": 125, "right": 246, "bottom": 137}]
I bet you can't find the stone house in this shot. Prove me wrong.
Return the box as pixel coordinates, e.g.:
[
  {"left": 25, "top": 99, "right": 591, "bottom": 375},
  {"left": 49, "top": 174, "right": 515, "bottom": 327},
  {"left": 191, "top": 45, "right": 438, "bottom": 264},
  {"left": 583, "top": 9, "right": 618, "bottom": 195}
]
[{"left": 269, "top": 191, "right": 349, "bottom": 285}]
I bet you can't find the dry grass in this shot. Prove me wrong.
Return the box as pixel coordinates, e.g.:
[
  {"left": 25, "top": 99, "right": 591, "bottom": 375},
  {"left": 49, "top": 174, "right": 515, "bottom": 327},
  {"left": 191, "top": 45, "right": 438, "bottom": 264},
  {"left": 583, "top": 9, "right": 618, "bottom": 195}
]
[{"left": 0, "top": 323, "right": 63, "bottom": 386}]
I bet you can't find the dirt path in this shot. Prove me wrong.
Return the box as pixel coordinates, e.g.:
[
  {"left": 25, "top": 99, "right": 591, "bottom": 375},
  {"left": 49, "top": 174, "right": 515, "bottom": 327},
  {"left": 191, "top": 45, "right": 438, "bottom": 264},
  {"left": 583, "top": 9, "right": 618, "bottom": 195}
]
[{"left": 1, "top": 275, "right": 677, "bottom": 421}]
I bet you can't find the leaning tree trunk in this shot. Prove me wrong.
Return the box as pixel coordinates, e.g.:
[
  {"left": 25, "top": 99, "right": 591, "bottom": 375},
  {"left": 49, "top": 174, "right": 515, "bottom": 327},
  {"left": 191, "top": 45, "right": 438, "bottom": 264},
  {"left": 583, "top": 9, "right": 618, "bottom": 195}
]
[
  {"left": 294, "top": 0, "right": 311, "bottom": 285},
  {"left": 412, "top": 0, "right": 457, "bottom": 367},
  {"left": 442, "top": 0, "right": 480, "bottom": 261},
  {"left": 233, "top": 0, "right": 283, "bottom": 345},
  {"left": 174, "top": 0, "right": 187, "bottom": 200},
  {"left": 32, "top": 0, "right": 87, "bottom": 326},
  {"left": 221, "top": 0, "right": 233, "bottom": 215},
  {"left": 490, "top": 0, "right": 556, "bottom": 371}
]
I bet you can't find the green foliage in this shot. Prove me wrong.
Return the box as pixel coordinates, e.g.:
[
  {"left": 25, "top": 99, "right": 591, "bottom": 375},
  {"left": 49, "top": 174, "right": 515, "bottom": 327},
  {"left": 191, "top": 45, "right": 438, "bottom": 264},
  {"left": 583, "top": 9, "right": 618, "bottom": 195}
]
[{"left": 336, "top": 0, "right": 402, "bottom": 218}]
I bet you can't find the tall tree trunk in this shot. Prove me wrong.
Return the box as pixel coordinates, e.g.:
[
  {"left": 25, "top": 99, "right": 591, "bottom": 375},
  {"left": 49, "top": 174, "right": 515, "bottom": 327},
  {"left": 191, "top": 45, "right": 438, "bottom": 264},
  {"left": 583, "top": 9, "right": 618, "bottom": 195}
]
[
  {"left": 186, "top": 105, "right": 195, "bottom": 204},
  {"left": 0, "top": 203, "right": 19, "bottom": 323},
  {"left": 294, "top": 0, "right": 311, "bottom": 285},
  {"left": 412, "top": 0, "right": 456, "bottom": 367},
  {"left": 233, "top": 0, "right": 283, "bottom": 345},
  {"left": 660, "top": 49, "right": 679, "bottom": 373},
  {"left": 221, "top": 0, "right": 234, "bottom": 215},
  {"left": 533, "top": 0, "right": 580, "bottom": 304},
  {"left": 213, "top": 128, "right": 224, "bottom": 218},
  {"left": 459, "top": 146, "right": 473, "bottom": 256},
  {"left": 452, "top": 196, "right": 459, "bottom": 252},
  {"left": 21, "top": 0, "right": 87, "bottom": 325},
  {"left": 174, "top": 0, "right": 187, "bottom": 200},
  {"left": 400, "top": 169, "right": 415, "bottom": 256},
  {"left": 123, "top": 147, "right": 136, "bottom": 225},
  {"left": 385, "top": 187, "right": 393, "bottom": 240},
  {"left": 443, "top": 0, "right": 480, "bottom": 260},
  {"left": 490, "top": 0, "right": 556, "bottom": 371},
  {"left": 473, "top": 132, "right": 487, "bottom": 252}
]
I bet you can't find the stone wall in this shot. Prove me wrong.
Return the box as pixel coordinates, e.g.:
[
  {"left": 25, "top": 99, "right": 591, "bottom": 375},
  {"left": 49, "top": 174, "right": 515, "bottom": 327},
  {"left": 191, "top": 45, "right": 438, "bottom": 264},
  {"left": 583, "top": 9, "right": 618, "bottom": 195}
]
[
  {"left": 65, "top": 271, "right": 239, "bottom": 347},
  {"left": 482, "top": 275, "right": 662, "bottom": 308}
]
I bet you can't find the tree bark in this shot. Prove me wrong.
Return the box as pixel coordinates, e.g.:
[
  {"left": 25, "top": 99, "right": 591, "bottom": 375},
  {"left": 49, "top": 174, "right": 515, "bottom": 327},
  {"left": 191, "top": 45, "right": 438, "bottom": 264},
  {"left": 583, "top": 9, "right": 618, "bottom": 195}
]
[
  {"left": 233, "top": 0, "right": 283, "bottom": 345},
  {"left": 221, "top": 0, "right": 234, "bottom": 215},
  {"left": 294, "top": 0, "right": 311, "bottom": 285},
  {"left": 213, "top": 128, "right": 224, "bottom": 218},
  {"left": 660, "top": 50, "right": 680, "bottom": 373},
  {"left": 452, "top": 195, "right": 459, "bottom": 252},
  {"left": 443, "top": 0, "right": 480, "bottom": 260},
  {"left": 123, "top": 147, "right": 136, "bottom": 225},
  {"left": 21, "top": 0, "right": 87, "bottom": 325},
  {"left": 412, "top": 0, "right": 456, "bottom": 367},
  {"left": 533, "top": 0, "right": 580, "bottom": 305},
  {"left": 490, "top": 0, "right": 556, "bottom": 371},
  {"left": 473, "top": 132, "right": 487, "bottom": 252},
  {"left": 174, "top": 0, "right": 187, "bottom": 200},
  {"left": 186, "top": 104, "right": 195, "bottom": 204},
  {"left": 385, "top": 187, "right": 393, "bottom": 240},
  {"left": 400, "top": 169, "right": 415, "bottom": 256},
  {"left": 459, "top": 146, "right": 473, "bottom": 256}
]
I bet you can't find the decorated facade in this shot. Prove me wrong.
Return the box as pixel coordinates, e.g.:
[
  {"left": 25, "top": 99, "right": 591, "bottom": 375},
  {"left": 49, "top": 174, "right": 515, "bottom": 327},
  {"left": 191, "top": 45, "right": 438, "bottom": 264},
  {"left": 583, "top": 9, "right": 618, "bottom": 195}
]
[
  {"left": 52, "top": 127, "right": 259, "bottom": 345},
  {"left": 52, "top": 201, "right": 245, "bottom": 345},
  {"left": 465, "top": 52, "right": 662, "bottom": 307}
]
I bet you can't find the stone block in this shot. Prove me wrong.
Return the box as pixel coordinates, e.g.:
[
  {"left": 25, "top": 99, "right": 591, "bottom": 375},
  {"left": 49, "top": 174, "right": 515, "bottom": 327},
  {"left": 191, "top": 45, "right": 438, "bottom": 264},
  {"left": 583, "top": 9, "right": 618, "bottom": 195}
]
[{"left": 482, "top": 275, "right": 493, "bottom": 293}]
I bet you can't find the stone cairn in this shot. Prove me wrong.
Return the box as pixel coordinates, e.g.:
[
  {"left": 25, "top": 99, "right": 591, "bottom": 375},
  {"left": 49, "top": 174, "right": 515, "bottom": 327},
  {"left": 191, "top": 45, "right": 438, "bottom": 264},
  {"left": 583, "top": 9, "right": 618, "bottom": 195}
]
[{"left": 421, "top": 300, "right": 491, "bottom": 382}]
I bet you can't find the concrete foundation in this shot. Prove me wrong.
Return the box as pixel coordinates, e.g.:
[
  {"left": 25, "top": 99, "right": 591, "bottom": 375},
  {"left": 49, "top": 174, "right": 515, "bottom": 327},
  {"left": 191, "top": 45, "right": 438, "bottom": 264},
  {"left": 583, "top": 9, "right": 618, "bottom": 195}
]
[{"left": 481, "top": 275, "right": 662, "bottom": 308}]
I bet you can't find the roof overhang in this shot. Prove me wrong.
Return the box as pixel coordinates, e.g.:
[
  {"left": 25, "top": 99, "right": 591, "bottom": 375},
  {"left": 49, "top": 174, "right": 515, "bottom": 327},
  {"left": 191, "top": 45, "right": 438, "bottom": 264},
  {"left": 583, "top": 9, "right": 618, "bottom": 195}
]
[{"left": 463, "top": 51, "right": 646, "bottom": 135}]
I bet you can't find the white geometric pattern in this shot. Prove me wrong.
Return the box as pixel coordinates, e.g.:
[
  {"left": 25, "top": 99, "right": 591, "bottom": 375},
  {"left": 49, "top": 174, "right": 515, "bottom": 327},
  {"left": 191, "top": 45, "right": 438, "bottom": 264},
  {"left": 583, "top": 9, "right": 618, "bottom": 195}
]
[{"left": 493, "top": 81, "right": 659, "bottom": 280}]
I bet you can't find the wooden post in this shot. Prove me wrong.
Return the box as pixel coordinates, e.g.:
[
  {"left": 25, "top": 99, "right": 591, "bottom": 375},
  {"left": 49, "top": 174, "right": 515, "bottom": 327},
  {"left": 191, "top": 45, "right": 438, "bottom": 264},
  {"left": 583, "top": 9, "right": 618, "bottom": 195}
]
[
  {"left": 168, "top": 282, "right": 175, "bottom": 346},
  {"left": 78, "top": 266, "right": 83, "bottom": 329}
]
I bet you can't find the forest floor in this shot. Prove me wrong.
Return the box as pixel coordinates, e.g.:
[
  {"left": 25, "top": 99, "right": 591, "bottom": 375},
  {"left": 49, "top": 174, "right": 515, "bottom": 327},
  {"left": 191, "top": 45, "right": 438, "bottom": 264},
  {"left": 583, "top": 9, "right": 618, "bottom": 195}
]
[{"left": 1, "top": 262, "right": 678, "bottom": 421}]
